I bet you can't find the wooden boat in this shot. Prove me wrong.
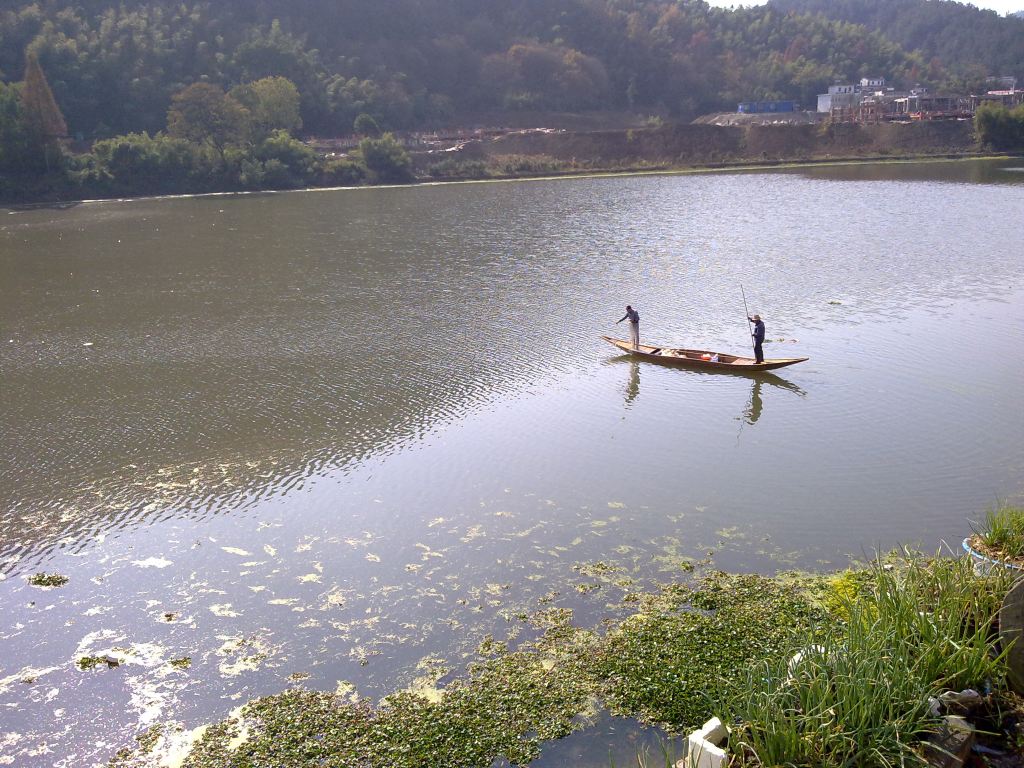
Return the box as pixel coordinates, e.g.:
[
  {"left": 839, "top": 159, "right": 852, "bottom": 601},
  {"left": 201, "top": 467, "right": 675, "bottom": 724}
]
[{"left": 601, "top": 335, "right": 808, "bottom": 372}]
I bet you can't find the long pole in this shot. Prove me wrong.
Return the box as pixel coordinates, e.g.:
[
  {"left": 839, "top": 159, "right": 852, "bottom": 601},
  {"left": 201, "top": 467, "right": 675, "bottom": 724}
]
[{"left": 740, "top": 285, "right": 755, "bottom": 353}]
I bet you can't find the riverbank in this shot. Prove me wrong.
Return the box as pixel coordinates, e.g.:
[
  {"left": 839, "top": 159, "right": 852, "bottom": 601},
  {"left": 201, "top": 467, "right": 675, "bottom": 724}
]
[
  {"left": 415, "top": 119, "right": 988, "bottom": 180},
  {"left": 3, "top": 120, "right": 1017, "bottom": 208},
  {"left": 5, "top": 149, "right": 1019, "bottom": 212},
  {"left": 106, "top": 550, "right": 1023, "bottom": 768}
]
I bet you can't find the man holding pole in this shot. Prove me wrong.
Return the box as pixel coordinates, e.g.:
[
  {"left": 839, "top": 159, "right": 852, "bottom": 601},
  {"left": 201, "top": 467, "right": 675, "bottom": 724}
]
[
  {"left": 748, "top": 313, "right": 765, "bottom": 364},
  {"left": 616, "top": 305, "right": 640, "bottom": 349}
]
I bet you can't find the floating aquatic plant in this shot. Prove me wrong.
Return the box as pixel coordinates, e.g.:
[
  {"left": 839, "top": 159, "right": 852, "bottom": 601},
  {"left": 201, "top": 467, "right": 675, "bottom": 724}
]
[{"left": 28, "top": 572, "right": 68, "bottom": 587}]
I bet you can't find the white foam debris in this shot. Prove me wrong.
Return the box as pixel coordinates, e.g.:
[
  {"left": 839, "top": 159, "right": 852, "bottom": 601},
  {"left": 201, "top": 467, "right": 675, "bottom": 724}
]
[
  {"left": 155, "top": 722, "right": 210, "bottom": 768},
  {"left": 132, "top": 557, "right": 173, "bottom": 569},
  {"left": 0, "top": 666, "right": 60, "bottom": 695},
  {"left": 220, "top": 547, "right": 252, "bottom": 557},
  {"left": 209, "top": 604, "right": 241, "bottom": 617},
  {"left": 74, "top": 629, "right": 122, "bottom": 658},
  {"left": 215, "top": 634, "right": 275, "bottom": 677}
]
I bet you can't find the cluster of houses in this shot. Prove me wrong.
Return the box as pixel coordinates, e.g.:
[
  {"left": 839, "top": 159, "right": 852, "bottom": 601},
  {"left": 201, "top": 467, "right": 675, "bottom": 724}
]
[{"left": 738, "top": 77, "right": 1024, "bottom": 122}]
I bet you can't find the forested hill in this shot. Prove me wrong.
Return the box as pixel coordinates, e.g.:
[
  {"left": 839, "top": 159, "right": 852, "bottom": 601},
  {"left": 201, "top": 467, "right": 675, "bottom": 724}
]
[
  {"left": 769, "top": 0, "right": 1024, "bottom": 88},
  {"left": 0, "top": 0, "right": 1021, "bottom": 140}
]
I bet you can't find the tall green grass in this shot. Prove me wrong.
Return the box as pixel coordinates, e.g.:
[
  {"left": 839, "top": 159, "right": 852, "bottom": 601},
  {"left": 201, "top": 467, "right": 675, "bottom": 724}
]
[
  {"left": 723, "top": 554, "right": 1012, "bottom": 767},
  {"left": 973, "top": 504, "right": 1024, "bottom": 561}
]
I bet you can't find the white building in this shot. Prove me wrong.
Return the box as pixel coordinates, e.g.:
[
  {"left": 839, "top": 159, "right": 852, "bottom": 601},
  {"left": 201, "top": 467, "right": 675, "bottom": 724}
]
[{"left": 817, "top": 84, "right": 857, "bottom": 112}]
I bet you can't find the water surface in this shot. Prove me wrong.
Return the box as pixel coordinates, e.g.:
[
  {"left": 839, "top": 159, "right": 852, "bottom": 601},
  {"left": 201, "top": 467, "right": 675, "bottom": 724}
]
[{"left": 1, "top": 158, "right": 1022, "bottom": 766}]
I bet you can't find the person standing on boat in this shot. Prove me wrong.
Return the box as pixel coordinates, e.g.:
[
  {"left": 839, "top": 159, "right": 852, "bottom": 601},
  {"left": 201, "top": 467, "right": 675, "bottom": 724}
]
[
  {"left": 617, "top": 305, "right": 640, "bottom": 349},
  {"left": 748, "top": 313, "right": 765, "bottom": 364}
]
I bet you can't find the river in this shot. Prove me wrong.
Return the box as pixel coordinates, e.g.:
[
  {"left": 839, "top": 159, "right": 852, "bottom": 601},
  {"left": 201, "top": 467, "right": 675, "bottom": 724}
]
[{"left": 1, "top": 158, "right": 1023, "bottom": 766}]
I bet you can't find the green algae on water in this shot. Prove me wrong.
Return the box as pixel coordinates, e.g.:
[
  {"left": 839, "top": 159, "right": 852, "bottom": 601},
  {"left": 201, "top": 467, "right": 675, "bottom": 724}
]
[{"left": 28, "top": 572, "right": 68, "bottom": 587}]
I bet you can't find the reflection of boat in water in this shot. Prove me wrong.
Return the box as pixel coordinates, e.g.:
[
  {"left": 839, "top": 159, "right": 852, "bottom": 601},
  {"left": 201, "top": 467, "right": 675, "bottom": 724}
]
[
  {"left": 605, "top": 354, "right": 806, "bottom": 399},
  {"left": 601, "top": 336, "right": 808, "bottom": 372}
]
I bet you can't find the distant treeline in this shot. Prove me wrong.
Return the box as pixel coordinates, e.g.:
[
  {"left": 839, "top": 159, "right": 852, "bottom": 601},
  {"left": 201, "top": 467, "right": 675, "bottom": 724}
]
[
  {"left": 770, "top": 0, "right": 1024, "bottom": 91},
  {"left": 7, "top": 0, "right": 1022, "bottom": 143},
  {"left": 2, "top": 0, "right": 1023, "bottom": 202},
  {"left": 0, "top": 66, "right": 414, "bottom": 201}
]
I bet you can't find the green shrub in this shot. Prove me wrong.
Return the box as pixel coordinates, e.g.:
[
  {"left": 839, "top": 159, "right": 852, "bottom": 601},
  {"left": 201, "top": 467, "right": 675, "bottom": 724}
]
[
  {"left": 87, "top": 132, "right": 218, "bottom": 195},
  {"left": 357, "top": 132, "right": 413, "bottom": 183},
  {"left": 254, "top": 130, "right": 318, "bottom": 187},
  {"left": 319, "top": 154, "right": 366, "bottom": 185}
]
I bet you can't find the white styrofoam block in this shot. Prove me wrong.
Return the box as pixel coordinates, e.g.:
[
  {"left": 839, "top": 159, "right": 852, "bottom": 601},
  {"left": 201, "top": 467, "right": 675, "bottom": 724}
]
[
  {"left": 697, "top": 717, "right": 727, "bottom": 745},
  {"left": 687, "top": 735, "right": 727, "bottom": 768}
]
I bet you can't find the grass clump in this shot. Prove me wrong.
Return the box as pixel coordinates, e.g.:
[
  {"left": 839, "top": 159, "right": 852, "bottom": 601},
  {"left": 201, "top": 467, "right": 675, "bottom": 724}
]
[
  {"left": 971, "top": 504, "right": 1024, "bottom": 562},
  {"left": 723, "top": 553, "right": 1013, "bottom": 767},
  {"left": 28, "top": 572, "right": 68, "bottom": 587}
]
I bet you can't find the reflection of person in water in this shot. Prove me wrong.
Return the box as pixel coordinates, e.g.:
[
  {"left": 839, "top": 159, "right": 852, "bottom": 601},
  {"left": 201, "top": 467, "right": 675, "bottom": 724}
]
[
  {"left": 625, "top": 360, "right": 640, "bottom": 406},
  {"left": 744, "top": 379, "right": 763, "bottom": 425}
]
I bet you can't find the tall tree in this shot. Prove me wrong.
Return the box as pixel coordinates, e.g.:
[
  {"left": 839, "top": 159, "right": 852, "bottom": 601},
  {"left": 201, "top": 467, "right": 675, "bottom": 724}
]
[
  {"left": 167, "top": 82, "right": 250, "bottom": 161},
  {"left": 230, "top": 76, "right": 302, "bottom": 141},
  {"left": 20, "top": 51, "right": 67, "bottom": 171}
]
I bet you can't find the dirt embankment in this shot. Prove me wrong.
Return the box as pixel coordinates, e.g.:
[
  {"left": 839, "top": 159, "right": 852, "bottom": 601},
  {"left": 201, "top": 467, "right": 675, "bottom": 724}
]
[{"left": 431, "top": 120, "right": 979, "bottom": 171}]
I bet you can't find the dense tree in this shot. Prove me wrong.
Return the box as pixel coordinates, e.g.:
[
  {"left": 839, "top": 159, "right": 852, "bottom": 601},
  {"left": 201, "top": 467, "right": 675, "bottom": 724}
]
[
  {"left": 167, "top": 82, "right": 249, "bottom": 160},
  {"left": 353, "top": 112, "right": 381, "bottom": 137},
  {"left": 230, "top": 76, "right": 303, "bottom": 140}
]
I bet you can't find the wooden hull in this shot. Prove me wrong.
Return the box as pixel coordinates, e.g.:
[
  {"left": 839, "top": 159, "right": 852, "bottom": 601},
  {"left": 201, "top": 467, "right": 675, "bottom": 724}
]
[{"left": 601, "top": 336, "right": 808, "bottom": 372}]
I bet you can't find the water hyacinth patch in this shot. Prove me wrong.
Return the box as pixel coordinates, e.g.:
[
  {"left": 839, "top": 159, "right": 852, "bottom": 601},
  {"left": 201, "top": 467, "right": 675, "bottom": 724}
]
[
  {"left": 114, "top": 571, "right": 828, "bottom": 768},
  {"left": 595, "top": 573, "right": 830, "bottom": 729},
  {"left": 108, "top": 557, "right": 1017, "bottom": 768}
]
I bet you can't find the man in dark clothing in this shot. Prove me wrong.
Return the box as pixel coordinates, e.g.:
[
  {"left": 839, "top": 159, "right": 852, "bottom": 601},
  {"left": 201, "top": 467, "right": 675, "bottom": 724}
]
[
  {"left": 617, "top": 305, "right": 640, "bottom": 349},
  {"left": 748, "top": 314, "right": 765, "bottom": 363}
]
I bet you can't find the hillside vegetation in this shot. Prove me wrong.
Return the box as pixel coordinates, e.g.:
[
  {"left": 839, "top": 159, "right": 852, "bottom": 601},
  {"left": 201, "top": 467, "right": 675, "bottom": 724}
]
[
  {"left": 770, "top": 0, "right": 1024, "bottom": 93},
  {"left": 1, "top": 0, "right": 1022, "bottom": 202},
  {"left": 4, "top": 0, "right": 1021, "bottom": 141}
]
